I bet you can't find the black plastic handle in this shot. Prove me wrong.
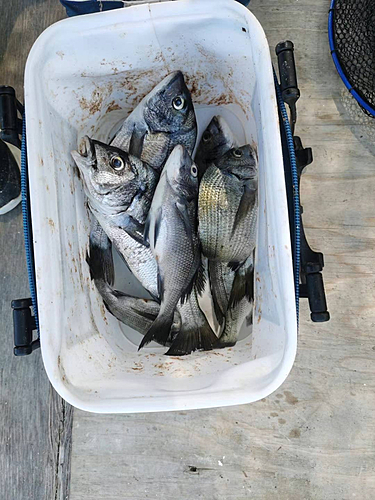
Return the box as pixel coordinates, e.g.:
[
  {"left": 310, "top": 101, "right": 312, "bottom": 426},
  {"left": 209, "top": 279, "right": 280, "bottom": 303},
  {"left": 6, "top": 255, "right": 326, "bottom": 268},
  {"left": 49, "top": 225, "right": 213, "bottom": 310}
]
[
  {"left": 276, "top": 41, "right": 300, "bottom": 107},
  {"left": 11, "top": 298, "right": 40, "bottom": 356},
  {"left": 276, "top": 41, "right": 330, "bottom": 323},
  {"left": 294, "top": 136, "right": 330, "bottom": 322},
  {"left": 0, "top": 86, "right": 23, "bottom": 148}
]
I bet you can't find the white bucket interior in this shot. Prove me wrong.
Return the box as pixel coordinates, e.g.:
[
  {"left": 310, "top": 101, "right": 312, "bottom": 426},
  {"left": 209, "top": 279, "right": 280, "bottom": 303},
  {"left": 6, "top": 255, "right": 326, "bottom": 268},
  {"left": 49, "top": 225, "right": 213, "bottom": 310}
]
[{"left": 25, "top": 0, "right": 297, "bottom": 413}]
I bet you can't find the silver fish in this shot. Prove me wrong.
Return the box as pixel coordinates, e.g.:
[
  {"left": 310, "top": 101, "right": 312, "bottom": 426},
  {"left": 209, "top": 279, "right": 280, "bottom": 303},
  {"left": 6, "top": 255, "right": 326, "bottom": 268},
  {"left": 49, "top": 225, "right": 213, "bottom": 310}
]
[
  {"left": 87, "top": 233, "right": 181, "bottom": 341},
  {"left": 196, "top": 116, "right": 238, "bottom": 326},
  {"left": 88, "top": 178, "right": 215, "bottom": 353},
  {"left": 216, "top": 296, "right": 253, "bottom": 348},
  {"left": 195, "top": 116, "right": 236, "bottom": 179},
  {"left": 72, "top": 138, "right": 159, "bottom": 297},
  {"left": 111, "top": 71, "right": 197, "bottom": 170},
  {"left": 139, "top": 145, "right": 204, "bottom": 349},
  {"left": 166, "top": 288, "right": 217, "bottom": 356},
  {"left": 89, "top": 225, "right": 215, "bottom": 351},
  {"left": 216, "top": 255, "right": 254, "bottom": 348},
  {"left": 72, "top": 137, "right": 158, "bottom": 243},
  {"left": 208, "top": 260, "right": 235, "bottom": 326},
  {"left": 89, "top": 218, "right": 115, "bottom": 286},
  {"left": 75, "top": 142, "right": 216, "bottom": 350},
  {"left": 198, "top": 145, "right": 258, "bottom": 267}
]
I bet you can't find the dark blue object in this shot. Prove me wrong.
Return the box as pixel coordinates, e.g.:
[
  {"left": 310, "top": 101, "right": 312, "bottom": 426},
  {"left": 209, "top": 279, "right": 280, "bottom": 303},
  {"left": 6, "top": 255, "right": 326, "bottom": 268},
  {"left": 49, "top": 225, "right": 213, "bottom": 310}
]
[
  {"left": 60, "top": 0, "right": 250, "bottom": 17},
  {"left": 274, "top": 70, "right": 300, "bottom": 326},
  {"left": 21, "top": 117, "right": 39, "bottom": 335},
  {"left": 328, "top": 0, "right": 375, "bottom": 117}
]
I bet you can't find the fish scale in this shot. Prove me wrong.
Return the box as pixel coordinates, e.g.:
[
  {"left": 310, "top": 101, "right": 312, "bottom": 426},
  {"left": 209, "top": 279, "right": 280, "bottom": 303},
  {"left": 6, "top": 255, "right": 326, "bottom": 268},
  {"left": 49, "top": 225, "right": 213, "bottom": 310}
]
[
  {"left": 110, "top": 71, "right": 197, "bottom": 172},
  {"left": 93, "top": 212, "right": 159, "bottom": 298},
  {"left": 199, "top": 164, "right": 256, "bottom": 263},
  {"left": 217, "top": 297, "right": 253, "bottom": 347}
]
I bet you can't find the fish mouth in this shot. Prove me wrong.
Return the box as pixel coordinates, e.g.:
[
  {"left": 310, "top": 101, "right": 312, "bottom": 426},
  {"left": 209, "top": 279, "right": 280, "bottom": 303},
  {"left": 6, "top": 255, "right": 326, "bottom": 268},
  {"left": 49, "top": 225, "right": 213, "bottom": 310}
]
[
  {"left": 167, "top": 70, "right": 184, "bottom": 87},
  {"left": 80, "top": 136, "right": 94, "bottom": 158},
  {"left": 79, "top": 136, "right": 97, "bottom": 169}
]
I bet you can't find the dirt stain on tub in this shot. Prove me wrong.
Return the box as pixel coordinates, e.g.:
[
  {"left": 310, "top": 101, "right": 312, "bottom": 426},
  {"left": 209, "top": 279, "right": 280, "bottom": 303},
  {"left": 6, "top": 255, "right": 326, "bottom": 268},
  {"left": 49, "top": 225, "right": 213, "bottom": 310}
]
[
  {"left": 47, "top": 218, "right": 55, "bottom": 231},
  {"left": 99, "top": 303, "right": 108, "bottom": 325},
  {"left": 132, "top": 362, "right": 144, "bottom": 372},
  {"left": 71, "top": 256, "right": 78, "bottom": 274},
  {"left": 57, "top": 355, "right": 70, "bottom": 386},
  {"left": 79, "top": 83, "right": 114, "bottom": 117},
  {"left": 106, "top": 100, "right": 121, "bottom": 113},
  {"left": 119, "top": 68, "right": 167, "bottom": 105}
]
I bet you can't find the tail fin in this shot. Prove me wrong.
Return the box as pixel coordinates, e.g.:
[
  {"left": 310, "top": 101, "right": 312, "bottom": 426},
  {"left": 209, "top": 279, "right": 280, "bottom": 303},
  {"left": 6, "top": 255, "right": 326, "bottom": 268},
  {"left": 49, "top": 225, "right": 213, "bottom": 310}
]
[
  {"left": 138, "top": 312, "right": 174, "bottom": 350},
  {"left": 165, "top": 318, "right": 217, "bottom": 356},
  {"left": 180, "top": 261, "right": 206, "bottom": 305},
  {"left": 228, "top": 265, "right": 254, "bottom": 309},
  {"left": 87, "top": 220, "right": 114, "bottom": 285},
  {"left": 208, "top": 260, "right": 226, "bottom": 326}
]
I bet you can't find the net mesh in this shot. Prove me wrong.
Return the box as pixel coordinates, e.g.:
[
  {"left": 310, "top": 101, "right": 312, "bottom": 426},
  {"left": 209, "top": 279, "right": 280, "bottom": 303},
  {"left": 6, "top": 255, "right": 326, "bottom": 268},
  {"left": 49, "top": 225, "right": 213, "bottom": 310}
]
[{"left": 333, "top": 0, "right": 375, "bottom": 114}]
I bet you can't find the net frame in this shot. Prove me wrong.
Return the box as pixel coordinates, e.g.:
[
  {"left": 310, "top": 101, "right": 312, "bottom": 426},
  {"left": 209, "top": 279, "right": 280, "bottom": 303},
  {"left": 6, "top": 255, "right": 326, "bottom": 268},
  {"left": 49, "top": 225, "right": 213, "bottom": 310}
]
[{"left": 329, "top": 0, "right": 375, "bottom": 117}]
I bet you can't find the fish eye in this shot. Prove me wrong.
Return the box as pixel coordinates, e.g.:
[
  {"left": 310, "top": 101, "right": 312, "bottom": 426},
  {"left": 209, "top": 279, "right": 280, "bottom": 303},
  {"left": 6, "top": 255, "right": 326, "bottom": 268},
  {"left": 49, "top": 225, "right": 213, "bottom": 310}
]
[
  {"left": 233, "top": 148, "right": 243, "bottom": 158},
  {"left": 110, "top": 155, "right": 125, "bottom": 171},
  {"left": 202, "top": 131, "right": 211, "bottom": 143},
  {"left": 191, "top": 165, "right": 198, "bottom": 178},
  {"left": 172, "top": 96, "right": 185, "bottom": 110}
]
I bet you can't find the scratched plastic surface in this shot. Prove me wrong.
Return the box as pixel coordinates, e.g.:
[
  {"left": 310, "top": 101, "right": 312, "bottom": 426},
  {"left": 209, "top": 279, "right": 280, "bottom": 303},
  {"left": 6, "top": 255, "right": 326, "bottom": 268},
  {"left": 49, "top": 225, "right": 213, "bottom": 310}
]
[{"left": 25, "top": 0, "right": 297, "bottom": 413}]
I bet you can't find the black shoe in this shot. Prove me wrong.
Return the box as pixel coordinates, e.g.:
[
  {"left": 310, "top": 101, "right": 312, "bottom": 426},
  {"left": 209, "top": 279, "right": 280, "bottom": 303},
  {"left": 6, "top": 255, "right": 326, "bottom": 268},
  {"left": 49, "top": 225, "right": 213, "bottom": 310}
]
[{"left": 0, "top": 139, "right": 21, "bottom": 215}]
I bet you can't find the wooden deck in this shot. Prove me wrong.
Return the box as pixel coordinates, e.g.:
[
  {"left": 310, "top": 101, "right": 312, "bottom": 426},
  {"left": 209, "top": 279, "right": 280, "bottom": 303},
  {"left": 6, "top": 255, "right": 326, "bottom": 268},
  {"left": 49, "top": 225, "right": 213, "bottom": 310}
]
[{"left": 1, "top": 1, "right": 374, "bottom": 499}]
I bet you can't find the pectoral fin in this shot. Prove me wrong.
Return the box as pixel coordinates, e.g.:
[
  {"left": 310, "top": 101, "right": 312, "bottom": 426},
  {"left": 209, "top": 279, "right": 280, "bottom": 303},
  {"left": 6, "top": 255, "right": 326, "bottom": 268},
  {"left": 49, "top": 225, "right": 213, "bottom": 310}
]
[{"left": 232, "top": 181, "right": 257, "bottom": 235}]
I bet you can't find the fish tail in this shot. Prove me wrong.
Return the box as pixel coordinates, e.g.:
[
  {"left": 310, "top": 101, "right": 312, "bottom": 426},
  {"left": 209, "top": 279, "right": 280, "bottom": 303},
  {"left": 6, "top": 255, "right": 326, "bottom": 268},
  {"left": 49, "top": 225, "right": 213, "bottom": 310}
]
[
  {"left": 87, "top": 225, "right": 114, "bottom": 286},
  {"left": 199, "top": 321, "right": 218, "bottom": 351},
  {"left": 228, "top": 264, "right": 254, "bottom": 310},
  {"left": 165, "top": 318, "right": 217, "bottom": 356},
  {"left": 138, "top": 311, "right": 174, "bottom": 350},
  {"left": 208, "top": 260, "right": 226, "bottom": 326},
  {"left": 215, "top": 320, "right": 237, "bottom": 348}
]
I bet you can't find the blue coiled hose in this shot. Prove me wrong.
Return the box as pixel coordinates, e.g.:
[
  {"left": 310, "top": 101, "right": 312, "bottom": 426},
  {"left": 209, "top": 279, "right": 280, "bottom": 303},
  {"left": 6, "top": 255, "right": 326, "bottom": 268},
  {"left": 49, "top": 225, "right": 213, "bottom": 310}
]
[
  {"left": 21, "top": 117, "right": 40, "bottom": 334},
  {"left": 273, "top": 69, "right": 300, "bottom": 327}
]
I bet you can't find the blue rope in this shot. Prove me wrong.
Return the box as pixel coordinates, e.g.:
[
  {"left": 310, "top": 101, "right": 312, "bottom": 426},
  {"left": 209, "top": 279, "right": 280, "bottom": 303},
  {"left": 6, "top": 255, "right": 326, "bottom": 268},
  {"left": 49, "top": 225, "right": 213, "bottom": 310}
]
[
  {"left": 21, "top": 117, "right": 40, "bottom": 334},
  {"left": 328, "top": 0, "right": 375, "bottom": 117},
  {"left": 273, "top": 69, "right": 300, "bottom": 327}
]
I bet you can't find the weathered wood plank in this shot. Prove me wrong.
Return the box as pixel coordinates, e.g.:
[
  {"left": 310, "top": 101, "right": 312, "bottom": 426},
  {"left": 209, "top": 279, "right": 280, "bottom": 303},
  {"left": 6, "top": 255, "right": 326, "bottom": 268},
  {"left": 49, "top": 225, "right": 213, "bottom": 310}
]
[{"left": 0, "top": 2, "right": 72, "bottom": 499}]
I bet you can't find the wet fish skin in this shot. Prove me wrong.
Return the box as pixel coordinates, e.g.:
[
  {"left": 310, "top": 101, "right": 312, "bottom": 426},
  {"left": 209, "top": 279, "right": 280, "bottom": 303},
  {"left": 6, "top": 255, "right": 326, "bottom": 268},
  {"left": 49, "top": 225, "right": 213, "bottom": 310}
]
[
  {"left": 85, "top": 172, "right": 215, "bottom": 349},
  {"left": 215, "top": 144, "right": 257, "bottom": 177},
  {"left": 87, "top": 233, "right": 181, "bottom": 341},
  {"left": 90, "top": 204, "right": 215, "bottom": 354},
  {"left": 166, "top": 289, "right": 218, "bottom": 356},
  {"left": 72, "top": 137, "right": 159, "bottom": 295},
  {"left": 196, "top": 116, "right": 238, "bottom": 326},
  {"left": 89, "top": 218, "right": 115, "bottom": 287},
  {"left": 216, "top": 255, "right": 254, "bottom": 348},
  {"left": 208, "top": 260, "right": 235, "bottom": 326},
  {"left": 198, "top": 145, "right": 258, "bottom": 266},
  {"left": 111, "top": 71, "right": 197, "bottom": 170},
  {"left": 72, "top": 137, "right": 158, "bottom": 238},
  {"left": 195, "top": 116, "right": 236, "bottom": 179},
  {"left": 228, "top": 254, "right": 254, "bottom": 310},
  {"left": 95, "top": 215, "right": 159, "bottom": 299},
  {"left": 139, "top": 145, "right": 202, "bottom": 349},
  {"left": 216, "top": 296, "right": 253, "bottom": 348}
]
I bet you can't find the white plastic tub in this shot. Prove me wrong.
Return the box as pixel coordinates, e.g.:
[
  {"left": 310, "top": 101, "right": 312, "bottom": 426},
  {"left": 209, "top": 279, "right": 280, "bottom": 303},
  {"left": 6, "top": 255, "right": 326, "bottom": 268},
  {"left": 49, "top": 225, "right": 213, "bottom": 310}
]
[{"left": 25, "top": 0, "right": 297, "bottom": 413}]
